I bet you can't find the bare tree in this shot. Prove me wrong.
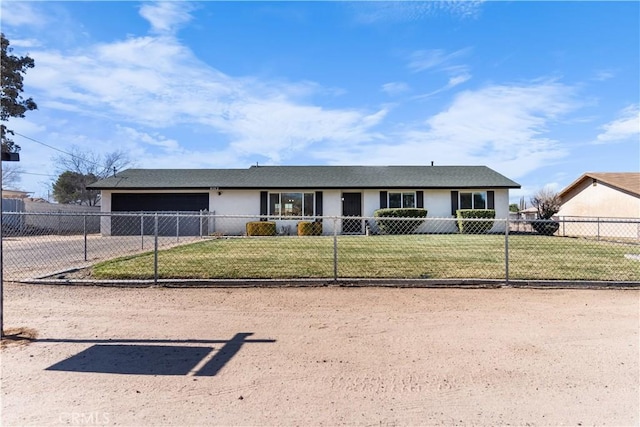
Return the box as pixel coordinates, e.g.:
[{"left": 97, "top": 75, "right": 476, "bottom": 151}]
[
  {"left": 530, "top": 187, "right": 561, "bottom": 220},
  {"left": 54, "top": 146, "right": 132, "bottom": 180},
  {"left": 1, "top": 163, "right": 23, "bottom": 189},
  {"left": 52, "top": 147, "right": 133, "bottom": 205}
]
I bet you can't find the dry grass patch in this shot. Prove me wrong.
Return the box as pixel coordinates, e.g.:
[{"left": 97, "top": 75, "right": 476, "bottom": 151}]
[{"left": 1, "top": 327, "right": 38, "bottom": 349}]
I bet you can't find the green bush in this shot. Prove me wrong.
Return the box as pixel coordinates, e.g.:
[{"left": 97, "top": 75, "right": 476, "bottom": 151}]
[
  {"left": 297, "top": 221, "right": 323, "bottom": 236},
  {"left": 246, "top": 221, "right": 276, "bottom": 236},
  {"left": 456, "top": 209, "right": 495, "bottom": 234},
  {"left": 373, "top": 208, "right": 428, "bottom": 235}
]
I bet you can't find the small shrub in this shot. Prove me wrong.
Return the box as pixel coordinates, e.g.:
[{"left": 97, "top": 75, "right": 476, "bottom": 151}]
[
  {"left": 373, "top": 208, "right": 428, "bottom": 235},
  {"left": 531, "top": 220, "right": 560, "bottom": 236},
  {"left": 456, "top": 209, "right": 495, "bottom": 234},
  {"left": 246, "top": 221, "right": 276, "bottom": 236},
  {"left": 297, "top": 221, "right": 322, "bottom": 236}
]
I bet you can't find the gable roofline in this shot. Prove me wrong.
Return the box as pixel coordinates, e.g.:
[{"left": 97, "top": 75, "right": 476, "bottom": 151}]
[
  {"left": 559, "top": 172, "right": 640, "bottom": 199},
  {"left": 88, "top": 165, "right": 521, "bottom": 190}
]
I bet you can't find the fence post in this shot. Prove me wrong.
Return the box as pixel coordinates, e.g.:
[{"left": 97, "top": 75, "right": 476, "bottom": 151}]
[
  {"left": 0, "top": 182, "right": 4, "bottom": 337},
  {"left": 597, "top": 217, "right": 600, "bottom": 241},
  {"left": 83, "top": 214, "right": 88, "bottom": 262},
  {"left": 141, "top": 214, "right": 144, "bottom": 250},
  {"left": 333, "top": 217, "right": 338, "bottom": 282},
  {"left": 504, "top": 217, "right": 510, "bottom": 286},
  {"left": 154, "top": 213, "right": 159, "bottom": 286},
  {"left": 176, "top": 212, "right": 180, "bottom": 242}
]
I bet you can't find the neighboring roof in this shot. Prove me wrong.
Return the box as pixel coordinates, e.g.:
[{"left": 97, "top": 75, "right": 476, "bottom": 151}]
[
  {"left": 1, "top": 189, "right": 31, "bottom": 199},
  {"left": 88, "top": 166, "right": 521, "bottom": 190},
  {"left": 559, "top": 172, "right": 640, "bottom": 199}
]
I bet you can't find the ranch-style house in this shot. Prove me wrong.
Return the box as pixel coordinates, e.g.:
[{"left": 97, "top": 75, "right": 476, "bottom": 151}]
[{"left": 88, "top": 165, "right": 521, "bottom": 236}]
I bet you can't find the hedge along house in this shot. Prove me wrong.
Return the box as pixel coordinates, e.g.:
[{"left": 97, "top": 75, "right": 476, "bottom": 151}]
[{"left": 87, "top": 165, "right": 521, "bottom": 236}]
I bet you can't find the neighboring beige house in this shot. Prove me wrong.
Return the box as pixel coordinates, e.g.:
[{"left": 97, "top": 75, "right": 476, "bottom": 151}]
[
  {"left": 557, "top": 172, "right": 640, "bottom": 239},
  {"left": 1, "top": 189, "right": 31, "bottom": 199}
]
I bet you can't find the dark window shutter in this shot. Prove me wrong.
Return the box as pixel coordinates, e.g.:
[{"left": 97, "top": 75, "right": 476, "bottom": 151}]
[
  {"left": 451, "top": 191, "right": 459, "bottom": 215},
  {"left": 260, "top": 191, "right": 268, "bottom": 220},
  {"left": 416, "top": 191, "right": 424, "bottom": 209},
  {"left": 315, "top": 191, "right": 323, "bottom": 216},
  {"left": 380, "top": 191, "right": 388, "bottom": 209},
  {"left": 487, "top": 191, "right": 495, "bottom": 210}
]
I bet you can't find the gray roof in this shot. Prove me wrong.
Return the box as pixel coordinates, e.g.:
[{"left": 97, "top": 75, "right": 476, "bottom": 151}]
[{"left": 88, "top": 165, "right": 521, "bottom": 190}]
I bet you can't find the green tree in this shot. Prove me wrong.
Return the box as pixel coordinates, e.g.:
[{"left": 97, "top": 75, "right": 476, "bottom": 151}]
[
  {"left": 52, "top": 171, "right": 100, "bottom": 206},
  {"left": 509, "top": 203, "right": 519, "bottom": 212},
  {"left": 1, "top": 33, "right": 37, "bottom": 153}
]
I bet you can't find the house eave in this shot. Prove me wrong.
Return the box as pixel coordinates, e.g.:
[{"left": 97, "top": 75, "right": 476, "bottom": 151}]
[{"left": 91, "top": 185, "right": 521, "bottom": 191}]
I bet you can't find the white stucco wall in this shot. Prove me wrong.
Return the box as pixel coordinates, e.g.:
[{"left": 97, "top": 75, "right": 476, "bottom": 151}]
[{"left": 99, "top": 187, "right": 513, "bottom": 236}]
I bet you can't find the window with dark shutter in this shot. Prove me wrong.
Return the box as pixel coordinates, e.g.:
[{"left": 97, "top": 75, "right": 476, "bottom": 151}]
[
  {"left": 416, "top": 191, "right": 424, "bottom": 209},
  {"left": 260, "top": 191, "right": 268, "bottom": 221},
  {"left": 451, "top": 191, "right": 459, "bottom": 215},
  {"left": 315, "top": 191, "right": 323, "bottom": 217},
  {"left": 487, "top": 191, "right": 495, "bottom": 210},
  {"left": 380, "top": 191, "right": 388, "bottom": 209}
]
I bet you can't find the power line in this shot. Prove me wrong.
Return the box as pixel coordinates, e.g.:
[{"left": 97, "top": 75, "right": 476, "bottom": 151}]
[
  {"left": 13, "top": 132, "right": 104, "bottom": 168},
  {"left": 20, "top": 171, "right": 58, "bottom": 178}
]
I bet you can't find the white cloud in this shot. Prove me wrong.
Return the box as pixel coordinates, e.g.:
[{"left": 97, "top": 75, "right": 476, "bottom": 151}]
[
  {"left": 594, "top": 105, "right": 640, "bottom": 143},
  {"left": 0, "top": 2, "right": 48, "bottom": 27},
  {"left": 313, "top": 81, "right": 579, "bottom": 180},
  {"left": 139, "top": 2, "right": 196, "bottom": 35},
  {"left": 350, "top": 1, "right": 484, "bottom": 24},
  {"left": 593, "top": 69, "right": 615, "bottom": 81},
  {"left": 408, "top": 48, "right": 472, "bottom": 98},
  {"left": 116, "top": 126, "right": 180, "bottom": 152},
  {"left": 25, "top": 29, "right": 385, "bottom": 165},
  {"left": 6, "top": 38, "right": 42, "bottom": 49},
  {"left": 415, "top": 72, "right": 473, "bottom": 100},
  {"left": 382, "top": 82, "right": 410, "bottom": 96},
  {"left": 111, "top": 127, "right": 241, "bottom": 170},
  {"left": 449, "top": 71, "right": 471, "bottom": 85},
  {"left": 223, "top": 102, "right": 387, "bottom": 162},
  {"left": 408, "top": 48, "right": 471, "bottom": 73}
]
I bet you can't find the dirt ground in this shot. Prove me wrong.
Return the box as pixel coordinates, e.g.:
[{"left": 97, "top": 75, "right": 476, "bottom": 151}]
[{"left": 1, "top": 282, "right": 638, "bottom": 426}]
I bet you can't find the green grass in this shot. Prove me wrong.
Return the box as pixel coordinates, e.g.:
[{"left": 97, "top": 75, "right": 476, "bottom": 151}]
[{"left": 91, "top": 234, "right": 640, "bottom": 281}]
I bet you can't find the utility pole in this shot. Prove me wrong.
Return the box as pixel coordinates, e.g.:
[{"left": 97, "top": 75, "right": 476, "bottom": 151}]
[{"left": 1, "top": 150, "right": 20, "bottom": 338}]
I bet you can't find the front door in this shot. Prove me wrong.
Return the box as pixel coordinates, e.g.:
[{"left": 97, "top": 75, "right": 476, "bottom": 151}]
[{"left": 342, "top": 192, "right": 362, "bottom": 234}]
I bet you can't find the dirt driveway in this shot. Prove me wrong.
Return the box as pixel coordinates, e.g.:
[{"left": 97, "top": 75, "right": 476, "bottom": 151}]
[
  {"left": 2, "top": 235, "right": 200, "bottom": 280},
  {"left": 1, "top": 283, "right": 638, "bottom": 426}
]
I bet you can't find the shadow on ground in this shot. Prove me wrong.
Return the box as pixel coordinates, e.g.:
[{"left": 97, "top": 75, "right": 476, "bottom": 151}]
[{"left": 45, "top": 333, "right": 275, "bottom": 376}]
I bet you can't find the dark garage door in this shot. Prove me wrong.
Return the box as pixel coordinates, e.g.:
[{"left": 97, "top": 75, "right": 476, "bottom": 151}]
[{"left": 111, "top": 193, "right": 209, "bottom": 236}]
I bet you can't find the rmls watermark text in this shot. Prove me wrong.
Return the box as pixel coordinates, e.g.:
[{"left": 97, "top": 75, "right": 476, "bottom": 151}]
[{"left": 59, "top": 412, "right": 110, "bottom": 425}]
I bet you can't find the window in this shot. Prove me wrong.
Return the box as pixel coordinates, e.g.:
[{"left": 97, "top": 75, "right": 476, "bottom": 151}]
[
  {"left": 269, "top": 192, "right": 314, "bottom": 217},
  {"left": 388, "top": 192, "right": 415, "bottom": 208},
  {"left": 460, "top": 191, "right": 486, "bottom": 209}
]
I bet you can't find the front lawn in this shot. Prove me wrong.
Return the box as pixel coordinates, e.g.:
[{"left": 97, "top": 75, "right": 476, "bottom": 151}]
[{"left": 91, "top": 234, "right": 640, "bottom": 281}]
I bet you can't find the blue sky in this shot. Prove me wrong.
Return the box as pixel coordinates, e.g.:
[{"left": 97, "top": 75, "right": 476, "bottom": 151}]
[{"left": 2, "top": 1, "right": 638, "bottom": 203}]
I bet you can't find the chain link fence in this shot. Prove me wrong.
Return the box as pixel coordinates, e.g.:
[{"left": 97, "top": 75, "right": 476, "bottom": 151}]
[{"left": 2, "top": 212, "right": 639, "bottom": 283}]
